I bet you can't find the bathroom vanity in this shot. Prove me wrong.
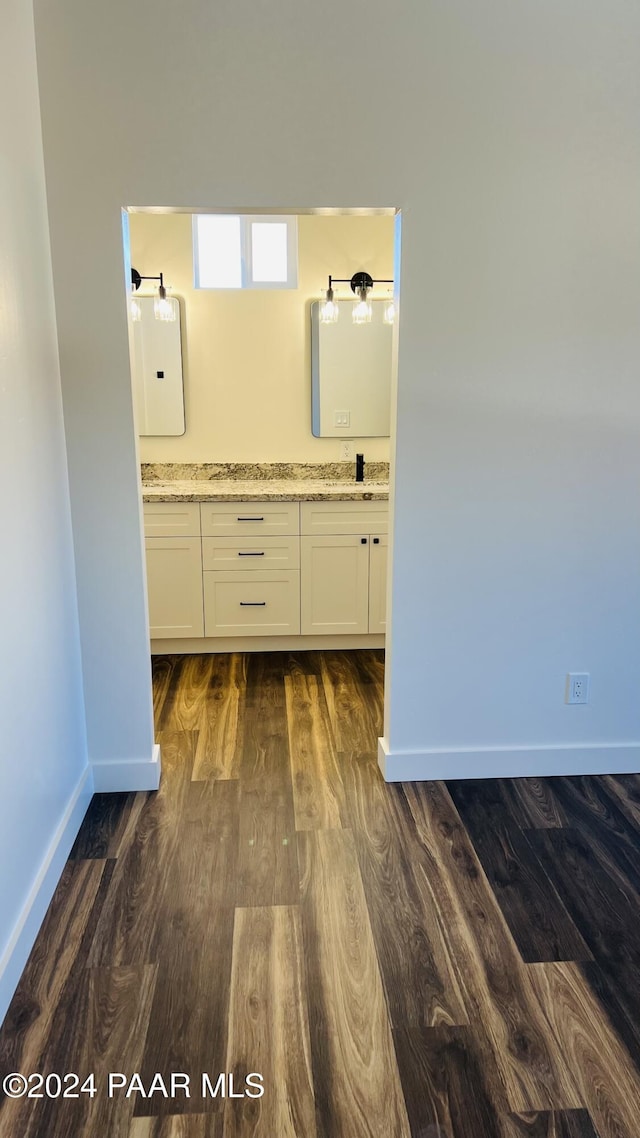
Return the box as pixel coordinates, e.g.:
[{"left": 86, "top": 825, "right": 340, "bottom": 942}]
[{"left": 142, "top": 467, "right": 389, "bottom": 653}]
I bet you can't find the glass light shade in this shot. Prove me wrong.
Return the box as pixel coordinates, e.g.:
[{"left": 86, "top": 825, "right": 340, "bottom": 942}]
[
  {"left": 319, "top": 296, "right": 339, "bottom": 324},
  {"left": 383, "top": 298, "right": 395, "bottom": 325},
  {"left": 352, "top": 293, "right": 372, "bottom": 324},
  {"left": 130, "top": 293, "right": 142, "bottom": 322},
  {"left": 154, "top": 289, "right": 176, "bottom": 322}
]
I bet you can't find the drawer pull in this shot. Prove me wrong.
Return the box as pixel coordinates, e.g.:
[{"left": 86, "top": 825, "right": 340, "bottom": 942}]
[
  {"left": 361, "top": 537, "right": 368, "bottom": 544},
  {"left": 373, "top": 537, "right": 380, "bottom": 544},
  {"left": 240, "top": 601, "right": 266, "bottom": 606},
  {"left": 237, "top": 516, "right": 264, "bottom": 522},
  {"left": 238, "top": 551, "right": 265, "bottom": 557}
]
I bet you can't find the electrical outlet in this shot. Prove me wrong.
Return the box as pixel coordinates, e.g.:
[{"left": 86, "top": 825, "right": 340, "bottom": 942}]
[
  {"left": 334, "top": 410, "right": 351, "bottom": 428},
  {"left": 565, "top": 673, "right": 590, "bottom": 705},
  {"left": 339, "top": 441, "right": 354, "bottom": 462}
]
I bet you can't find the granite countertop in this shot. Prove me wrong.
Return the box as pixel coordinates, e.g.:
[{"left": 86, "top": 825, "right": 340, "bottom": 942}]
[
  {"left": 142, "top": 478, "right": 389, "bottom": 502},
  {"left": 140, "top": 462, "right": 390, "bottom": 502}
]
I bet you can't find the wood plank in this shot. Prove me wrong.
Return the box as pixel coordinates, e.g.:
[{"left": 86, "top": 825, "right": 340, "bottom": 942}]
[
  {"left": 243, "top": 652, "right": 286, "bottom": 711},
  {"left": 351, "top": 650, "right": 385, "bottom": 737},
  {"left": 237, "top": 664, "right": 299, "bottom": 907},
  {"left": 403, "top": 782, "right": 580, "bottom": 1113},
  {"left": 504, "top": 1111, "right": 600, "bottom": 1137},
  {"left": 392, "top": 1025, "right": 505, "bottom": 1138},
  {"left": 320, "top": 651, "right": 380, "bottom": 751},
  {"left": 223, "top": 906, "right": 316, "bottom": 1138},
  {"left": 285, "top": 672, "right": 347, "bottom": 831},
  {"left": 448, "top": 780, "right": 591, "bottom": 963},
  {"left": 299, "top": 828, "right": 411, "bottom": 1138},
  {"left": 130, "top": 1119, "right": 222, "bottom": 1138},
  {"left": 161, "top": 656, "right": 214, "bottom": 732},
  {"left": 70, "top": 791, "right": 146, "bottom": 860},
  {"left": 604, "top": 773, "right": 640, "bottom": 830},
  {"left": 152, "top": 654, "right": 181, "bottom": 729},
  {"left": 344, "top": 751, "right": 468, "bottom": 1027},
  {"left": 135, "top": 780, "right": 239, "bottom": 1117},
  {"left": 500, "top": 779, "right": 567, "bottom": 830},
  {"left": 1, "top": 965, "right": 157, "bottom": 1138},
  {"left": 152, "top": 654, "right": 193, "bottom": 732},
  {"left": 549, "top": 776, "right": 640, "bottom": 892},
  {"left": 530, "top": 961, "right": 640, "bottom": 1138},
  {"left": 580, "top": 957, "right": 640, "bottom": 1067},
  {"left": 528, "top": 826, "right": 640, "bottom": 964},
  {"left": 88, "top": 731, "right": 196, "bottom": 966},
  {"left": 351, "top": 647, "right": 385, "bottom": 687},
  {"left": 192, "top": 655, "right": 245, "bottom": 781},
  {"left": 282, "top": 649, "right": 323, "bottom": 678}
]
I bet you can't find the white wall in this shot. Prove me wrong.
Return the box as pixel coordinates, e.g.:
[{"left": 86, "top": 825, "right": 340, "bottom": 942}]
[
  {"left": 33, "top": 0, "right": 640, "bottom": 782},
  {"left": 0, "top": 0, "right": 91, "bottom": 1024},
  {"left": 130, "top": 212, "right": 394, "bottom": 463}
]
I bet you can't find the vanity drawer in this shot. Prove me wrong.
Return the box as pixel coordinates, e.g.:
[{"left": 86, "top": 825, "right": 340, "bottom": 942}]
[
  {"left": 200, "top": 501, "right": 299, "bottom": 537},
  {"left": 202, "top": 535, "right": 300, "bottom": 572},
  {"left": 300, "top": 500, "right": 388, "bottom": 536},
  {"left": 143, "top": 502, "right": 201, "bottom": 537},
  {"left": 203, "top": 570, "right": 300, "bottom": 637}
]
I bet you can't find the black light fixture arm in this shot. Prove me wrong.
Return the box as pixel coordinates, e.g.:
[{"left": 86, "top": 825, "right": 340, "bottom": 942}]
[
  {"left": 327, "top": 271, "right": 394, "bottom": 294},
  {"left": 131, "top": 267, "right": 165, "bottom": 292}
]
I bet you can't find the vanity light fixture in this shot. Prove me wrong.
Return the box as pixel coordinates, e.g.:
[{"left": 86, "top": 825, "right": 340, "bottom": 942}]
[
  {"left": 352, "top": 274, "right": 373, "bottom": 325},
  {"left": 382, "top": 297, "right": 395, "bottom": 325},
  {"left": 319, "top": 281, "right": 339, "bottom": 324},
  {"left": 319, "top": 270, "right": 394, "bottom": 325},
  {"left": 130, "top": 267, "right": 177, "bottom": 323},
  {"left": 130, "top": 292, "right": 142, "bottom": 323}
]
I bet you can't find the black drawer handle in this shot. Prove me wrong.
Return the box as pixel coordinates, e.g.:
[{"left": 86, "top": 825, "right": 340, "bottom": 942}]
[
  {"left": 373, "top": 537, "right": 380, "bottom": 544},
  {"left": 361, "top": 537, "right": 368, "bottom": 544},
  {"left": 237, "top": 516, "right": 264, "bottom": 522},
  {"left": 238, "top": 551, "right": 265, "bottom": 557},
  {"left": 240, "top": 601, "right": 266, "bottom": 606}
]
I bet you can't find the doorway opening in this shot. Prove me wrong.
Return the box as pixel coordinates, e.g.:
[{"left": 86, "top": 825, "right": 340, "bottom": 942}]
[{"left": 122, "top": 204, "right": 400, "bottom": 767}]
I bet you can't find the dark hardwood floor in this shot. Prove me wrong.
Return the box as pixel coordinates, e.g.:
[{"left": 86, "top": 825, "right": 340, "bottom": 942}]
[{"left": 1, "top": 649, "right": 640, "bottom": 1136}]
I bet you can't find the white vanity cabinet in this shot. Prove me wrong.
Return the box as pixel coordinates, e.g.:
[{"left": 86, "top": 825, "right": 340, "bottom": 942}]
[
  {"left": 201, "top": 501, "right": 301, "bottom": 637},
  {"left": 143, "top": 497, "right": 387, "bottom": 648},
  {"left": 300, "top": 502, "right": 388, "bottom": 636},
  {"left": 143, "top": 504, "right": 204, "bottom": 638}
]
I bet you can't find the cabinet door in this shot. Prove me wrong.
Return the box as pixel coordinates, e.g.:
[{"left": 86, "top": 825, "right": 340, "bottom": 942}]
[
  {"left": 301, "top": 535, "right": 369, "bottom": 635},
  {"left": 368, "top": 534, "right": 388, "bottom": 634},
  {"left": 145, "top": 536, "right": 204, "bottom": 638}
]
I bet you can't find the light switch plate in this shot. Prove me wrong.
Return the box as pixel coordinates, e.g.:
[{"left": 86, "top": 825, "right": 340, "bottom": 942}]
[{"left": 334, "top": 410, "right": 350, "bottom": 428}]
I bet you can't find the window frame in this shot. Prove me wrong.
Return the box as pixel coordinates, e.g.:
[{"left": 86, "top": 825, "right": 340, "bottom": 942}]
[{"left": 193, "top": 214, "right": 298, "bottom": 290}]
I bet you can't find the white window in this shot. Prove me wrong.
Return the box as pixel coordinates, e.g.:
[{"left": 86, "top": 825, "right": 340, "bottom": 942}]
[{"left": 193, "top": 214, "right": 298, "bottom": 289}]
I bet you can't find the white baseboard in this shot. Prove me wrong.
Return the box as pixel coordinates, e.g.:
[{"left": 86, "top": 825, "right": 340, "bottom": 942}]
[
  {"left": 0, "top": 765, "right": 94, "bottom": 1027},
  {"left": 378, "top": 737, "right": 640, "bottom": 782},
  {"left": 92, "top": 742, "right": 161, "bottom": 792}
]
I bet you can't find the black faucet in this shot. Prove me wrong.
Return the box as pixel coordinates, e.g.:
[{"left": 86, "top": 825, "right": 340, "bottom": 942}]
[{"left": 355, "top": 453, "right": 365, "bottom": 482}]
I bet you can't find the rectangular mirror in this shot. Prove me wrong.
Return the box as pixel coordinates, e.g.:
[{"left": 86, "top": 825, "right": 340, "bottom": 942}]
[
  {"left": 311, "top": 299, "right": 392, "bottom": 437},
  {"left": 130, "top": 296, "right": 185, "bottom": 436}
]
